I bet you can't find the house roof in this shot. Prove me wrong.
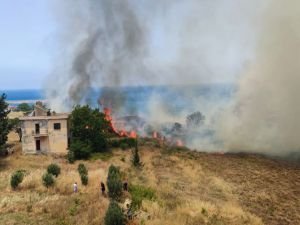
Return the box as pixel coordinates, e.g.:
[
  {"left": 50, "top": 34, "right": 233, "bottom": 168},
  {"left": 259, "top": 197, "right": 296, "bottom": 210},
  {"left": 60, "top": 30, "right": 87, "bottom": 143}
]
[{"left": 20, "top": 113, "right": 70, "bottom": 121}]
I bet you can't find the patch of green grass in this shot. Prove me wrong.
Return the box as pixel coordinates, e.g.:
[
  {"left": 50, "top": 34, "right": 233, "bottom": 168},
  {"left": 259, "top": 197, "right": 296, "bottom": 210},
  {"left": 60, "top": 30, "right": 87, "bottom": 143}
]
[
  {"left": 129, "top": 184, "right": 156, "bottom": 210},
  {"left": 90, "top": 151, "right": 113, "bottom": 161},
  {"left": 69, "top": 198, "right": 81, "bottom": 216}
]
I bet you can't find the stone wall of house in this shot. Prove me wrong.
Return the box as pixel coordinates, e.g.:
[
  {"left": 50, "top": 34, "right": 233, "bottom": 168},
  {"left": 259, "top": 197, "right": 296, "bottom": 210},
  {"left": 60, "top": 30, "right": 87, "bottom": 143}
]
[{"left": 21, "top": 118, "right": 69, "bottom": 154}]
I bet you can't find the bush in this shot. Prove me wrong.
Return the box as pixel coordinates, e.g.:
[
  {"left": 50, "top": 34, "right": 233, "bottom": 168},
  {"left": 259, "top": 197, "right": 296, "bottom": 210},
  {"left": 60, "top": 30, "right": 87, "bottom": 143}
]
[
  {"left": 47, "top": 164, "right": 61, "bottom": 177},
  {"left": 109, "top": 138, "right": 136, "bottom": 149},
  {"left": 67, "top": 150, "right": 75, "bottom": 163},
  {"left": 17, "top": 103, "right": 32, "bottom": 112},
  {"left": 107, "top": 165, "right": 123, "bottom": 200},
  {"left": 104, "top": 201, "right": 125, "bottom": 225},
  {"left": 10, "top": 170, "right": 25, "bottom": 189},
  {"left": 78, "top": 163, "right": 88, "bottom": 186},
  {"left": 129, "top": 185, "right": 156, "bottom": 209},
  {"left": 80, "top": 174, "right": 88, "bottom": 186},
  {"left": 70, "top": 140, "right": 92, "bottom": 160},
  {"left": 42, "top": 173, "right": 55, "bottom": 188},
  {"left": 131, "top": 141, "right": 141, "bottom": 167},
  {"left": 120, "top": 143, "right": 129, "bottom": 150},
  {"left": 77, "top": 163, "right": 88, "bottom": 176}
]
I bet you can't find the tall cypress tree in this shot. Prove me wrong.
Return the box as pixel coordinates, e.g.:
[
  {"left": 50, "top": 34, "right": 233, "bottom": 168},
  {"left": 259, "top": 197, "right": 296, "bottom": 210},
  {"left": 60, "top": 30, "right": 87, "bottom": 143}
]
[
  {"left": 132, "top": 138, "right": 141, "bottom": 167},
  {"left": 0, "top": 93, "right": 10, "bottom": 153}
]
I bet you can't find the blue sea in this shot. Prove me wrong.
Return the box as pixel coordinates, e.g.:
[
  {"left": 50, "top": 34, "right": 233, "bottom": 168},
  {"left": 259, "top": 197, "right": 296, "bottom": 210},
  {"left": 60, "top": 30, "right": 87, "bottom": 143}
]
[
  {"left": 1, "top": 84, "right": 234, "bottom": 114},
  {"left": 0, "top": 89, "right": 44, "bottom": 107}
]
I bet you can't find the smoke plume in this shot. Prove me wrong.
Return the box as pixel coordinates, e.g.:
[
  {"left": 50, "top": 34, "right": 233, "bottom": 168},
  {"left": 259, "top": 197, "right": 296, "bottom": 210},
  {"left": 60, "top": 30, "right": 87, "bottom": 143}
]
[
  {"left": 219, "top": 0, "right": 300, "bottom": 156},
  {"left": 46, "top": 0, "right": 300, "bottom": 156},
  {"left": 46, "top": 0, "right": 261, "bottom": 109}
]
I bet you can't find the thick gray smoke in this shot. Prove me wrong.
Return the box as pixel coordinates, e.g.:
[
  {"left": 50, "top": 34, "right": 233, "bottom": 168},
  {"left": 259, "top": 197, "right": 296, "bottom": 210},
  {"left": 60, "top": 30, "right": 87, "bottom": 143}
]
[
  {"left": 47, "top": 0, "right": 148, "bottom": 110},
  {"left": 219, "top": 0, "right": 300, "bottom": 156},
  {"left": 46, "top": 0, "right": 300, "bottom": 156},
  {"left": 46, "top": 0, "right": 262, "bottom": 110}
]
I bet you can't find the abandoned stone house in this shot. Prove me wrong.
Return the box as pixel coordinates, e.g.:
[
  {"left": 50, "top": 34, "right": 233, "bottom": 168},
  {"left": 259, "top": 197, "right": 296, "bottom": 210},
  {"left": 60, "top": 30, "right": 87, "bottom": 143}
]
[{"left": 20, "top": 102, "right": 70, "bottom": 154}]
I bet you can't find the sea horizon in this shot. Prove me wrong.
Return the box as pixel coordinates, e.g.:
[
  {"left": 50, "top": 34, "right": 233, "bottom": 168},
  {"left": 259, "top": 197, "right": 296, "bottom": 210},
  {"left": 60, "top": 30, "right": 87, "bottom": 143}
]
[{"left": 1, "top": 84, "right": 235, "bottom": 110}]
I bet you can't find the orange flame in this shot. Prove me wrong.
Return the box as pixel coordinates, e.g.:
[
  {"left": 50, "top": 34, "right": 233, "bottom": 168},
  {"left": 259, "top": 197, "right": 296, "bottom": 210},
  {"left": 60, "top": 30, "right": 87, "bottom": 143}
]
[
  {"left": 103, "top": 107, "right": 119, "bottom": 135},
  {"left": 103, "top": 107, "right": 138, "bottom": 139},
  {"left": 130, "top": 130, "right": 137, "bottom": 138},
  {"left": 153, "top": 131, "right": 157, "bottom": 139},
  {"left": 176, "top": 139, "right": 183, "bottom": 147}
]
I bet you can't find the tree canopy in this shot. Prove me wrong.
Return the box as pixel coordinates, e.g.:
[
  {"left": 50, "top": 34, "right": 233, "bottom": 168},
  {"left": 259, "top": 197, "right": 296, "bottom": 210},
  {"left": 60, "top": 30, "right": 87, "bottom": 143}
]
[
  {"left": 69, "top": 105, "right": 109, "bottom": 159},
  {"left": 0, "top": 93, "right": 10, "bottom": 153},
  {"left": 186, "top": 111, "right": 205, "bottom": 129},
  {"left": 16, "top": 103, "right": 32, "bottom": 112}
]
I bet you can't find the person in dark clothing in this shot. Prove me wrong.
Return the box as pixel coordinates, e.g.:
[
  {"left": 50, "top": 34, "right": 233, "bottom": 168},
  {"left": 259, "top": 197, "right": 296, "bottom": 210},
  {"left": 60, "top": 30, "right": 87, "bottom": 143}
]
[
  {"left": 123, "top": 180, "right": 128, "bottom": 191},
  {"left": 101, "top": 182, "right": 105, "bottom": 196}
]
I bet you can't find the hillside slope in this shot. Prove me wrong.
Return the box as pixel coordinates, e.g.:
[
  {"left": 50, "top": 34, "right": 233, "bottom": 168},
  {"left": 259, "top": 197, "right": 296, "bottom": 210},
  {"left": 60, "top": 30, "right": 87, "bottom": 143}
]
[{"left": 0, "top": 134, "right": 299, "bottom": 225}]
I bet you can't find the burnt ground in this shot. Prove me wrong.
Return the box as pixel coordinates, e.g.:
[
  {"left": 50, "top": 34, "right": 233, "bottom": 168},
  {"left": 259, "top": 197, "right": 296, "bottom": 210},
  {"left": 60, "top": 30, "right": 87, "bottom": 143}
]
[{"left": 181, "top": 151, "right": 300, "bottom": 225}]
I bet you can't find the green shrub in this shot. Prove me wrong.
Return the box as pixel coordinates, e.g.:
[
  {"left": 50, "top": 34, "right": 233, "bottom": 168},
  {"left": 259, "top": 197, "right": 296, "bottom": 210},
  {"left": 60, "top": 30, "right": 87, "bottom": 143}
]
[
  {"left": 107, "top": 165, "right": 123, "bottom": 200},
  {"left": 67, "top": 150, "right": 75, "bottom": 163},
  {"left": 80, "top": 174, "right": 88, "bottom": 186},
  {"left": 123, "top": 138, "right": 136, "bottom": 147},
  {"left": 42, "top": 173, "right": 55, "bottom": 188},
  {"left": 109, "top": 139, "right": 121, "bottom": 148},
  {"left": 129, "top": 185, "right": 156, "bottom": 209},
  {"left": 77, "top": 163, "right": 88, "bottom": 176},
  {"left": 69, "top": 198, "right": 80, "bottom": 216},
  {"left": 47, "top": 164, "right": 61, "bottom": 177},
  {"left": 120, "top": 143, "right": 129, "bottom": 150},
  {"left": 70, "top": 140, "right": 92, "bottom": 160},
  {"left": 10, "top": 170, "right": 25, "bottom": 189},
  {"left": 131, "top": 142, "right": 141, "bottom": 167},
  {"left": 109, "top": 138, "right": 136, "bottom": 149},
  {"left": 104, "top": 201, "right": 125, "bottom": 225}
]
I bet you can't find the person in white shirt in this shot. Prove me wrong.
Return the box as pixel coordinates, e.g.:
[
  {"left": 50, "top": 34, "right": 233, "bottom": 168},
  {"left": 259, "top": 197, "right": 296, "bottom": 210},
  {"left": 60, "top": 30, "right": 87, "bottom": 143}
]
[{"left": 73, "top": 182, "right": 78, "bottom": 193}]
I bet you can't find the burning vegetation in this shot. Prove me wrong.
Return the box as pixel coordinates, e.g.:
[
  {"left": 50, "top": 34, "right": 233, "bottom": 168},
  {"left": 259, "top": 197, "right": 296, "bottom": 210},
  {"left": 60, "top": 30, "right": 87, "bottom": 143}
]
[{"left": 102, "top": 103, "right": 207, "bottom": 148}]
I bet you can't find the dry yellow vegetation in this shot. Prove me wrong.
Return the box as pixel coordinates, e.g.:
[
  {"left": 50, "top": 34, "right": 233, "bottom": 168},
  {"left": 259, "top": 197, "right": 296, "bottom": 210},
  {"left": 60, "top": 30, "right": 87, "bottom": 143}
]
[{"left": 0, "top": 135, "right": 299, "bottom": 225}]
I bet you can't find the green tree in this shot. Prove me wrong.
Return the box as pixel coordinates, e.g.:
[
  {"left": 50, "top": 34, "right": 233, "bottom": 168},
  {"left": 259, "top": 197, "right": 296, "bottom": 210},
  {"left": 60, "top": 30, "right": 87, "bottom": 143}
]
[
  {"left": 10, "top": 170, "right": 25, "bottom": 189},
  {"left": 132, "top": 139, "right": 141, "bottom": 167},
  {"left": 80, "top": 174, "right": 88, "bottom": 186},
  {"left": 42, "top": 173, "right": 55, "bottom": 188},
  {"left": 47, "top": 164, "right": 61, "bottom": 177},
  {"left": 77, "top": 163, "right": 88, "bottom": 176},
  {"left": 17, "top": 103, "right": 32, "bottom": 112},
  {"left": 107, "top": 165, "right": 123, "bottom": 200},
  {"left": 67, "top": 150, "right": 75, "bottom": 163},
  {"left": 186, "top": 111, "right": 205, "bottom": 129},
  {"left": 104, "top": 201, "right": 125, "bottom": 225},
  {"left": 70, "top": 140, "right": 93, "bottom": 160},
  {"left": 0, "top": 93, "right": 10, "bottom": 154},
  {"left": 69, "top": 105, "right": 109, "bottom": 159}
]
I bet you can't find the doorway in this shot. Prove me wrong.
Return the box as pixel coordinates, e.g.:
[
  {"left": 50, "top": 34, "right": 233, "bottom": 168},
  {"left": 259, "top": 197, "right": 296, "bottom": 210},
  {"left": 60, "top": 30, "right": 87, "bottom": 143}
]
[{"left": 36, "top": 140, "right": 41, "bottom": 151}]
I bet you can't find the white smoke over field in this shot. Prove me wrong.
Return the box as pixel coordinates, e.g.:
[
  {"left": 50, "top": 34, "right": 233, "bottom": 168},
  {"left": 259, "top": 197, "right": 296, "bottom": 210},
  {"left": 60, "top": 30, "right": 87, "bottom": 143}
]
[
  {"left": 46, "top": 0, "right": 300, "bottom": 156},
  {"left": 219, "top": 0, "right": 300, "bottom": 156}
]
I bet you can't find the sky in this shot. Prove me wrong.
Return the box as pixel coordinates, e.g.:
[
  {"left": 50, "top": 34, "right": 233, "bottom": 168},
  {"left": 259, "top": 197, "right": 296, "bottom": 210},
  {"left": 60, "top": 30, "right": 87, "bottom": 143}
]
[
  {"left": 0, "top": 0, "right": 54, "bottom": 90},
  {"left": 0, "top": 0, "right": 260, "bottom": 90}
]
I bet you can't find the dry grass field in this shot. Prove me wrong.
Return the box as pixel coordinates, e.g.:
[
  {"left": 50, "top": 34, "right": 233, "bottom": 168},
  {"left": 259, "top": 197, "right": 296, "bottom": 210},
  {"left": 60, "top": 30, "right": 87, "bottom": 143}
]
[{"left": 0, "top": 134, "right": 299, "bottom": 225}]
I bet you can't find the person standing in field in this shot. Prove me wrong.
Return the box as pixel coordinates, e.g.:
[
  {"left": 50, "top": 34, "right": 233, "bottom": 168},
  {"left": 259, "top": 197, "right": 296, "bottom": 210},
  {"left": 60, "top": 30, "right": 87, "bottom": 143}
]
[
  {"left": 101, "top": 182, "right": 105, "bottom": 196},
  {"left": 123, "top": 179, "right": 128, "bottom": 191},
  {"left": 73, "top": 182, "right": 78, "bottom": 193}
]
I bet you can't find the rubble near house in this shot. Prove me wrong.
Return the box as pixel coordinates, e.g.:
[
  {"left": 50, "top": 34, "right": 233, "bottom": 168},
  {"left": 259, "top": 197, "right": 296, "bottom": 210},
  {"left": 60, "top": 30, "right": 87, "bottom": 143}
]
[{"left": 19, "top": 102, "right": 70, "bottom": 154}]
